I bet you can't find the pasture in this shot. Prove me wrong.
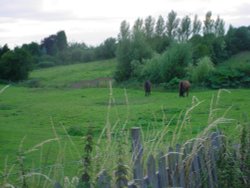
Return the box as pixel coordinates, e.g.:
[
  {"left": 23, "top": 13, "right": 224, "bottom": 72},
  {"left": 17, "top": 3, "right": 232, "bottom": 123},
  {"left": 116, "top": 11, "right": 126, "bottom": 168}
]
[{"left": 0, "top": 59, "right": 250, "bottom": 186}]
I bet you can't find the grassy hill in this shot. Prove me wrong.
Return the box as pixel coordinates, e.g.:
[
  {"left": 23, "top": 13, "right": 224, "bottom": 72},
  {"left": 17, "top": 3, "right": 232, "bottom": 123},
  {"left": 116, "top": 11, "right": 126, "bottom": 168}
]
[
  {"left": 29, "top": 59, "right": 116, "bottom": 88},
  {"left": 0, "top": 56, "right": 250, "bottom": 185}
]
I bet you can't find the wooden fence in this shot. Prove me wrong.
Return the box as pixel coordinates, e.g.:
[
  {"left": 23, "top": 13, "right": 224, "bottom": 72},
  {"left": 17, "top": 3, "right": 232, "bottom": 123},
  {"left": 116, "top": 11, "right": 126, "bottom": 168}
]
[{"left": 55, "top": 127, "right": 223, "bottom": 188}]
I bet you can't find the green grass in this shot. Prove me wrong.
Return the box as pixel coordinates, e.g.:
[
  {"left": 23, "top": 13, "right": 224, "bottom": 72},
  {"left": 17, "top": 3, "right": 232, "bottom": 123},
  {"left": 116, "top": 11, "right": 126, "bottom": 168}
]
[
  {"left": 1, "top": 57, "right": 250, "bottom": 186},
  {"left": 29, "top": 59, "right": 116, "bottom": 88}
]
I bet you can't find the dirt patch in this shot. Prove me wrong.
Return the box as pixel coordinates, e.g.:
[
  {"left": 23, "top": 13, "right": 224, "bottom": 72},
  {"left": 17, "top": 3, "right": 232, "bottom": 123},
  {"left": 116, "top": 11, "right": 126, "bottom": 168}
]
[{"left": 71, "top": 77, "right": 113, "bottom": 88}]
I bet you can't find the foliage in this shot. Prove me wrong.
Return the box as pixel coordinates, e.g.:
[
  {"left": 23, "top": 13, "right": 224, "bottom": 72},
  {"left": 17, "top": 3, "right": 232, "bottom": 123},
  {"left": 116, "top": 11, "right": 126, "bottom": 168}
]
[
  {"left": 163, "top": 77, "right": 180, "bottom": 89},
  {"left": 225, "top": 26, "right": 250, "bottom": 55},
  {"left": 207, "top": 58, "right": 250, "bottom": 88},
  {"left": 166, "top": 10, "right": 180, "bottom": 40},
  {"left": 187, "top": 56, "right": 215, "bottom": 85},
  {"left": 161, "top": 43, "right": 192, "bottom": 82},
  {"left": 0, "top": 44, "right": 10, "bottom": 58},
  {"left": 0, "top": 47, "right": 33, "bottom": 81},
  {"left": 115, "top": 19, "right": 153, "bottom": 82},
  {"left": 141, "top": 55, "right": 163, "bottom": 83},
  {"left": 95, "top": 37, "right": 117, "bottom": 60},
  {"left": 217, "top": 137, "right": 242, "bottom": 188}
]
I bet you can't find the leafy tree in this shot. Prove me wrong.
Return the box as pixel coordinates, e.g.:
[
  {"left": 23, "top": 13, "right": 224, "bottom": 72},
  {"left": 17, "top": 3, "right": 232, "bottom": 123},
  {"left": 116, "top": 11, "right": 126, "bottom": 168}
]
[
  {"left": 41, "top": 34, "right": 58, "bottom": 55},
  {"left": 0, "top": 48, "right": 33, "bottom": 81},
  {"left": 166, "top": 10, "right": 180, "bottom": 40},
  {"left": 144, "top": 15, "right": 155, "bottom": 39},
  {"left": 214, "top": 16, "right": 225, "bottom": 37},
  {"left": 56, "top": 30, "right": 68, "bottom": 51},
  {"left": 155, "top": 15, "right": 165, "bottom": 37},
  {"left": 187, "top": 56, "right": 215, "bottom": 85},
  {"left": 153, "top": 15, "right": 170, "bottom": 53},
  {"left": 115, "top": 21, "right": 133, "bottom": 82},
  {"left": 21, "top": 42, "right": 41, "bottom": 57},
  {"left": 178, "top": 15, "right": 192, "bottom": 42},
  {"left": 203, "top": 11, "right": 214, "bottom": 35},
  {"left": 161, "top": 43, "right": 192, "bottom": 82},
  {"left": 0, "top": 44, "right": 10, "bottom": 58},
  {"left": 133, "top": 18, "right": 144, "bottom": 33},
  {"left": 192, "top": 14, "right": 202, "bottom": 35},
  {"left": 95, "top": 37, "right": 117, "bottom": 59},
  {"left": 131, "top": 20, "right": 153, "bottom": 62}
]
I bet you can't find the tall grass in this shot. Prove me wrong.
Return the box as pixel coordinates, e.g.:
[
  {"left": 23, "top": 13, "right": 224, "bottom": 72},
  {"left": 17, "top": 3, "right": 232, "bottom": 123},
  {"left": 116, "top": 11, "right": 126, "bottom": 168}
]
[{"left": 0, "top": 87, "right": 248, "bottom": 187}]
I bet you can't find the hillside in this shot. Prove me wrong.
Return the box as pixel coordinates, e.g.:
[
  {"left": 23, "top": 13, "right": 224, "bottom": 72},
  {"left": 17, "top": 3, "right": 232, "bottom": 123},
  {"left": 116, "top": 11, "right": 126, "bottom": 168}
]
[{"left": 29, "top": 59, "right": 117, "bottom": 88}]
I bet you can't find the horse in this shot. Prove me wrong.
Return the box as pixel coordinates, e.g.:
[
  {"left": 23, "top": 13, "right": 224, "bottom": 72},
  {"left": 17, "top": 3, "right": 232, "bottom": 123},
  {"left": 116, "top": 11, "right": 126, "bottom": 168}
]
[
  {"left": 144, "top": 80, "right": 151, "bottom": 96},
  {"left": 179, "top": 80, "right": 190, "bottom": 97}
]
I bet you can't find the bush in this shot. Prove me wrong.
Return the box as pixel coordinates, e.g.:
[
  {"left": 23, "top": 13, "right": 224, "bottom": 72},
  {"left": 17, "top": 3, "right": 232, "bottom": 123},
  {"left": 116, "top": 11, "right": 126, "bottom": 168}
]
[
  {"left": 0, "top": 47, "right": 33, "bottom": 81},
  {"left": 163, "top": 77, "right": 180, "bottom": 89},
  {"left": 161, "top": 43, "right": 192, "bottom": 82},
  {"left": 207, "top": 61, "right": 250, "bottom": 88},
  {"left": 141, "top": 55, "right": 163, "bottom": 83},
  {"left": 188, "top": 56, "right": 215, "bottom": 86}
]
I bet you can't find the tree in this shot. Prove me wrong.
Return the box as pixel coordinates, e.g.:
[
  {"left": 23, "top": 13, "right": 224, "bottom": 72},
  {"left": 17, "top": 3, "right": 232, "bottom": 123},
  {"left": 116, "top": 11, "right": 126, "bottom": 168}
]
[
  {"left": 192, "top": 14, "right": 202, "bottom": 36},
  {"left": 133, "top": 18, "right": 144, "bottom": 34},
  {"left": 153, "top": 15, "right": 169, "bottom": 53},
  {"left": 21, "top": 42, "right": 41, "bottom": 57},
  {"left": 0, "top": 44, "right": 10, "bottom": 58},
  {"left": 166, "top": 10, "right": 180, "bottom": 40},
  {"left": 0, "top": 48, "right": 33, "bottom": 81},
  {"left": 56, "top": 30, "right": 68, "bottom": 51},
  {"left": 95, "top": 37, "right": 117, "bottom": 59},
  {"left": 115, "top": 21, "right": 133, "bottom": 82},
  {"left": 225, "top": 26, "right": 250, "bottom": 55},
  {"left": 144, "top": 15, "right": 155, "bottom": 39},
  {"left": 161, "top": 43, "right": 192, "bottom": 82},
  {"left": 178, "top": 15, "right": 192, "bottom": 42},
  {"left": 155, "top": 15, "right": 165, "bottom": 37},
  {"left": 203, "top": 11, "right": 214, "bottom": 35},
  {"left": 118, "top": 20, "right": 130, "bottom": 40},
  {"left": 41, "top": 34, "right": 58, "bottom": 55},
  {"left": 214, "top": 16, "right": 225, "bottom": 37}
]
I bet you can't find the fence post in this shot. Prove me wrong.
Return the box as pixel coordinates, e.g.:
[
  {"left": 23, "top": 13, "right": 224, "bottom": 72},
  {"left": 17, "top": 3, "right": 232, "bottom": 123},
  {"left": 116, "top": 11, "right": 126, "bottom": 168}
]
[
  {"left": 158, "top": 151, "right": 168, "bottom": 188},
  {"left": 147, "top": 154, "right": 158, "bottom": 188},
  {"left": 96, "top": 170, "right": 111, "bottom": 188},
  {"left": 131, "top": 127, "right": 143, "bottom": 187},
  {"left": 54, "top": 182, "right": 63, "bottom": 188}
]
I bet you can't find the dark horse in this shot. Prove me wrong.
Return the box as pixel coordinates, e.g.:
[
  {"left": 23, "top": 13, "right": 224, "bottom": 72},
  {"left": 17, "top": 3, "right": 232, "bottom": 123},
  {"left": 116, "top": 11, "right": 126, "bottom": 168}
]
[
  {"left": 179, "top": 80, "right": 190, "bottom": 97},
  {"left": 144, "top": 80, "right": 151, "bottom": 96}
]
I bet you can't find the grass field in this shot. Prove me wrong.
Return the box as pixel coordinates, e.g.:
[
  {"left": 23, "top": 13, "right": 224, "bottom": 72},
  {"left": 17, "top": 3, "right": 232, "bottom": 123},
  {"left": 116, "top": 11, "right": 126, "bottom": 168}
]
[{"left": 0, "top": 58, "right": 250, "bottom": 185}]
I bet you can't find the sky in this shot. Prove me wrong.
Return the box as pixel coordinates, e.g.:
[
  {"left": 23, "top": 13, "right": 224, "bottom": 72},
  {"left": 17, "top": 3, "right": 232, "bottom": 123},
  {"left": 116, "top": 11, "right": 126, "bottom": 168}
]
[{"left": 1, "top": 0, "right": 250, "bottom": 48}]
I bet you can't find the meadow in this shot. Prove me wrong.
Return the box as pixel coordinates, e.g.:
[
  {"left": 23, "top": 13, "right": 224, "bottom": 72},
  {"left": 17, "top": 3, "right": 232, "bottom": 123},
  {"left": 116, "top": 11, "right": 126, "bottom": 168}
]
[{"left": 0, "top": 59, "right": 250, "bottom": 186}]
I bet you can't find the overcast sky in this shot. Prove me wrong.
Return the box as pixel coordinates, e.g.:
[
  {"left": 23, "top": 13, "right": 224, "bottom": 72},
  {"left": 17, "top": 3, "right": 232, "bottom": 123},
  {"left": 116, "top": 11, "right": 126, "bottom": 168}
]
[{"left": 1, "top": 0, "right": 250, "bottom": 48}]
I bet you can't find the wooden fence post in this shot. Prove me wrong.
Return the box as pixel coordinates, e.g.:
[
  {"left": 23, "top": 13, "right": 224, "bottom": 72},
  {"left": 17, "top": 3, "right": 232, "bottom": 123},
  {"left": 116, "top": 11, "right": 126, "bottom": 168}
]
[
  {"left": 131, "top": 127, "right": 143, "bottom": 187},
  {"left": 158, "top": 151, "right": 168, "bottom": 188},
  {"left": 147, "top": 155, "right": 158, "bottom": 188},
  {"left": 96, "top": 170, "right": 111, "bottom": 188}
]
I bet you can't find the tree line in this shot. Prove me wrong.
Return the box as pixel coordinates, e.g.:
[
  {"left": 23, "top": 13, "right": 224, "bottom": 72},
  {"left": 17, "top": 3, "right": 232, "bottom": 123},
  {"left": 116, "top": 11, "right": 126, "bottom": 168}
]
[
  {"left": 0, "top": 31, "right": 116, "bottom": 82},
  {"left": 0, "top": 10, "right": 250, "bottom": 87},
  {"left": 114, "top": 11, "right": 250, "bottom": 88}
]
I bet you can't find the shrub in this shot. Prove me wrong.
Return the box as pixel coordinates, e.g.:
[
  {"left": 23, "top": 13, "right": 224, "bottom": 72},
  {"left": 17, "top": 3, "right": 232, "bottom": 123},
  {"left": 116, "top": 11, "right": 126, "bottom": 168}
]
[
  {"left": 163, "top": 77, "right": 180, "bottom": 90},
  {"left": 188, "top": 56, "right": 215, "bottom": 86},
  {"left": 161, "top": 43, "right": 192, "bottom": 82},
  {"left": 141, "top": 55, "right": 163, "bottom": 83},
  {"left": 0, "top": 47, "right": 33, "bottom": 81}
]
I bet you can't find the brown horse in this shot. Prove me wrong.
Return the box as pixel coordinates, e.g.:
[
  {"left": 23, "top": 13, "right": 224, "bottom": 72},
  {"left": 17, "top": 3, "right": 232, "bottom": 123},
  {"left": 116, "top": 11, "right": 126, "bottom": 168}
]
[
  {"left": 144, "top": 80, "right": 151, "bottom": 96},
  {"left": 179, "top": 80, "right": 190, "bottom": 97}
]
